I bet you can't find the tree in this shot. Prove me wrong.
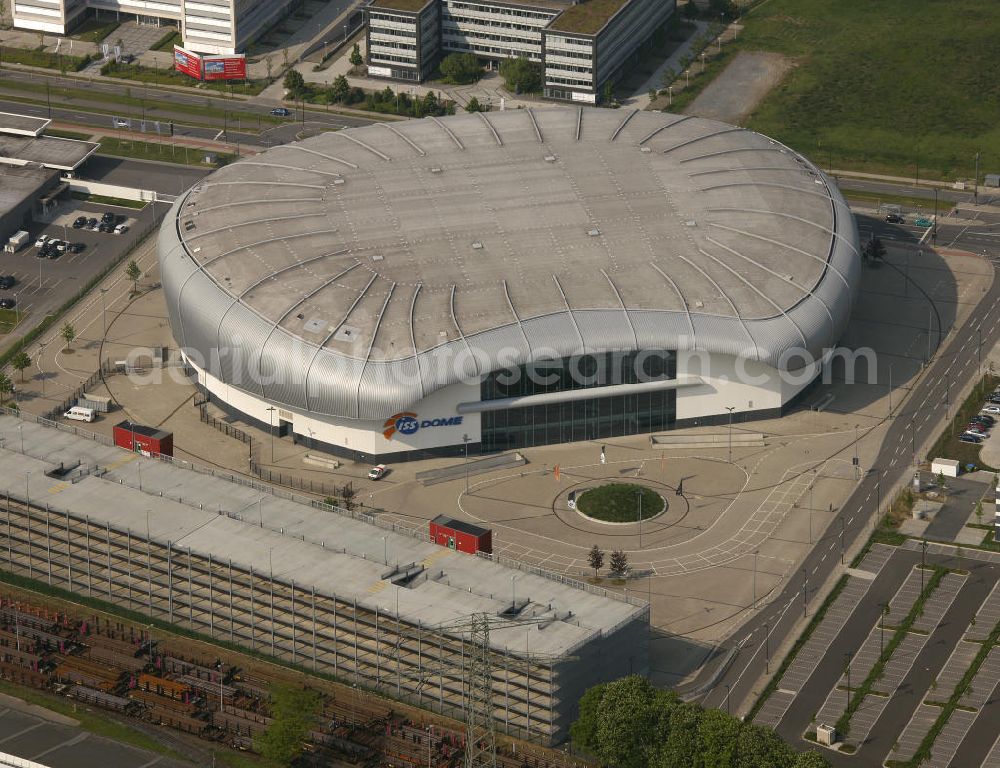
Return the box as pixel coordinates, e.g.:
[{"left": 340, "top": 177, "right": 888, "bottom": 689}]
[
  {"left": 255, "top": 684, "right": 321, "bottom": 764},
  {"left": 265, "top": 55, "right": 274, "bottom": 82},
  {"left": 793, "top": 751, "right": 831, "bottom": 768},
  {"left": 331, "top": 74, "right": 350, "bottom": 103},
  {"left": 465, "top": 96, "right": 485, "bottom": 113},
  {"left": 0, "top": 372, "right": 12, "bottom": 402},
  {"left": 588, "top": 544, "right": 605, "bottom": 578},
  {"left": 570, "top": 682, "right": 606, "bottom": 753},
  {"left": 10, "top": 351, "right": 31, "bottom": 382},
  {"left": 976, "top": 499, "right": 984, "bottom": 525},
  {"left": 653, "top": 700, "right": 701, "bottom": 768},
  {"left": 732, "top": 723, "right": 796, "bottom": 768},
  {"left": 865, "top": 237, "right": 887, "bottom": 264},
  {"left": 350, "top": 42, "right": 364, "bottom": 68},
  {"left": 439, "top": 52, "right": 481, "bottom": 84},
  {"left": 697, "top": 708, "right": 743, "bottom": 768},
  {"left": 589, "top": 676, "right": 665, "bottom": 768},
  {"left": 609, "top": 549, "right": 629, "bottom": 576},
  {"left": 125, "top": 259, "right": 141, "bottom": 294},
  {"left": 61, "top": 322, "right": 75, "bottom": 350},
  {"left": 936, "top": 470, "right": 947, "bottom": 491},
  {"left": 283, "top": 68, "right": 305, "bottom": 97},
  {"left": 499, "top": 56, "right": 541, "bottom": 94}
]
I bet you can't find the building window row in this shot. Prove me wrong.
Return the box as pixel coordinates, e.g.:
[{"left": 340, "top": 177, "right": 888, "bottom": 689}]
[
  {"left": 443, "top": 1, "right": 554, "bottom": 22},
  {"left": 442, "top": 28, "right": 541, "bottom": 47},
  {"left": 441, "top": 13, "right": 542, "bottom": 33}
]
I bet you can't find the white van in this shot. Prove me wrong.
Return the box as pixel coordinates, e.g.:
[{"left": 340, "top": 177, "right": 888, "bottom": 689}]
[{"left": 63, "top": 406, "right": 96, "bottom": 423}]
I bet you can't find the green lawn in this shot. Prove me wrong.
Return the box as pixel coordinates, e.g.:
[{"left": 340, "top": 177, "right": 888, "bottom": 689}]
[
  {"left": 46, "top": 128, "right": 94, "bottom": 141},
  {"left": 101, "top": 61, "right": 270, "bottom": 97},
  {"left": 71, "top": 17, "right": 121, "bottom": 44},
  {"left": 97, "top": 136, "right": 234, "bottom": 167},
  {"left": 0, "top": 309, "right": 20, "bottom": 334},
  {"left": 926, "top": 374, "right": 998, "bottom": 471},
  {"left": 70, "top": 191, "right": 147, "bottom": 209},
  {"left": 739, "top": 0, "right": 1000, "bottom": 180},
  {"left": 0, "top": 46, "right": 93, "bottom": 71},
  {"left": 577, "top": 483, "right": 664, "bottom": 522},
  {"left": 151, "top": 30, "right": 183, "bottom": 52}
]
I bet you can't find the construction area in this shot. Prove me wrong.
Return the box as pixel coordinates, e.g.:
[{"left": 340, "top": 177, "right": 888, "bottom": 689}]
[{"left": 0, "top": 410, "right": 649, "bottom": 749}]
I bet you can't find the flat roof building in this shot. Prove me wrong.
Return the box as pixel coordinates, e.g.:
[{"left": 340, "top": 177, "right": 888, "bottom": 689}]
[
  {"left": 366, "top": 0, "right": 674, "bottom": 102},
  {"left": 0, "top": 413, "right": 647, "bottom": 743},
  {"left": 11, "top": 0, "right": 297, "bottom": 55},
  {"left": 158, "top": 108, "right": 861, "bottom": 463},
  {"left": 0, "top": 165, "right": 61, "bottom": 242}
]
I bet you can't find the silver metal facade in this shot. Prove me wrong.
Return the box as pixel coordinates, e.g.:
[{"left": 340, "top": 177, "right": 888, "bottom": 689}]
[{"left": 159, "top": 108, "right": 861, "bottom": 423}]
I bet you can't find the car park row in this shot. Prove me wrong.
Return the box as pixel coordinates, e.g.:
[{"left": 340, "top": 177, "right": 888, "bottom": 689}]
[{"left": 957, "top": 388, "right": 1000, "bottom": 443}]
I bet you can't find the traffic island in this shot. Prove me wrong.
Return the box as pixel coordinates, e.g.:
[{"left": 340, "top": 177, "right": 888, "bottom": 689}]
[{"left": 576, "top": 482, "right": 665, "bottom": 524}]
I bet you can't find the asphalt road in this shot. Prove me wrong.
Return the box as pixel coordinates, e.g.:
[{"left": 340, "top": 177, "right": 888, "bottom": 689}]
[
  {"left": 78, "top": 155, "right": 210, "bottom": 195},
  {"left": 0, "top": 68, "right": 376, "bottom": 147},
  {"left": 691, "top": 223, "right": 1000, "bottom": 719}
]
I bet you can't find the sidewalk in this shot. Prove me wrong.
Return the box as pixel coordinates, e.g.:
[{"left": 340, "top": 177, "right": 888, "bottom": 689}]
[{"left": 621, "top": 20, "right": 709, "bottom": 109}]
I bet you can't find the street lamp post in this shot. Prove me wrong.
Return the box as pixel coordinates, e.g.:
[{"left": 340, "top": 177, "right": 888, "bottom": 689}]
[
  {"left": 840, "top": 515, "right": 845, "bottom": 564},
  {"left": 100, "top": 288, "right": 108, "bottom": 337},
  {"left": 879, "top": 602, "right": 887, "bottom": 657},
  {"left": 763, "top": 622, "right": 769, "bottom": 672},
  {"left": 752, "top": 549, "right": 758, "bottom": 609},
  {"left": 636, "top": 489, "right": 643, "bottom": 549},
  {"left": 920, "top": 540, "right": 928, "bottom": 591},
  {"left": 382, "top": 535, "right": 388, "bottom": 565},
  {"left": 802, "top": 568, "right": 808, "bottom": 617},
  {"left": 462, "top": 433, "right": 470, "bottom": 494},
  {"left": 724, "top": 683, "right": 731, "bottom": 715},
  {"left": 725, "top": 406, "right": 735, "bottom": 462},
  {"left": 844, "top": 652, "right": 852, "bottom": 711},
  {"left": 888, "top": 363, "right": 894, "bottom": 417},
  {"left": 974, "top": 151, "right": 981, "bottom": 204},
  {"left": 266, "top": 406, "right": 276, "bottom": 463}
]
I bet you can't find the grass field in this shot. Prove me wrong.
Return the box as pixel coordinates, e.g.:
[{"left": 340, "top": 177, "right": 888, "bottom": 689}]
[
  {"left": 0, "top": 309, "right": 20, "bottom": 335},
  {"left": 97, "top": 136, "right": 233, "bottom": 167},
  {"left": 577, "top": 483, "right": 664, "bottom": 522},
  {"left": 739, "top": 0, "right": 1000, "bottom": 180}
]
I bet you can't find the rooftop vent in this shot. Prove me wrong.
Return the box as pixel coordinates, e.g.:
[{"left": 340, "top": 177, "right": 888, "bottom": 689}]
[
  {"left": 472, "top": 241, "right": 484, "bottom": 250},
  {"left": 335, "top": 324, "right": 360, "bottom": 342},
  {"left": 587, "top": 228, "right": 601, "bottom": 237},
  {"left": 373, "top": 253, "right": 384, "bottom": 261},
  {"left": 544, "top": 155, "right": 557, "bottom": 163},
  {"left": 303, "top": 317, "right": 326, "bottom": 333},
  {"left": 333, "top": 178, "right": 345, "bottom": 185},
  {"left": 640, "top": 147, "right": 652, "bottom": 154},
  {"left": 694, "top": 300, "right": 704, "bottom": 309},
  {"left": 430, "top": 166, "right": 442, "bottom": 174},
  {"left": 685, "top": 220, "right": 697, "bottom": 227}
]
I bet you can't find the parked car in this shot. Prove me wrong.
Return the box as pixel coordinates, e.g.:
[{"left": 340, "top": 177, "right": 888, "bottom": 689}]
[
  {"left": 113, "top": 223, "right": 130, "bottom": 235},
  {"left": 101, "top": 212, "right": 115, "bottom": 224},
  {"left": 34, "top": 236, "right": 46, "bottom": 248},
  {"left": 914, "top": 217, "right": 933, "bottom": 227},
  {"left": 368, "top": 464, "right": 388, "bottom": 480},
  {"left": 35, "top": 246, "right": 49, "bottom": 259},
  {"left": 55, "top": 240, "right": 68, "bottom": 252},
  {"left": 72, "top": 216, "right": 88, "bottom": 229},
  {"left": 86, "top": 217, "right": 98, "bottom": 229},
  {"left": 885, "top": 213, "right": 904, "bottom": 223},
  {"left": 270, "top": 107, "right": 291, "bottom": 117},
  {"left": 959, "top": 434, "right": 983, "bottom": 444},
  {"left": 0, "top": 297, "right": 16, "bottom": 309},
  {"left": 981, "top": 405, "right": 1000, "bottom": 414},
  {"left": 0, "top": 275, "right": 15, "bottom": 289},
  {"left": 114, "top": 118, "right": 130, "bottom": 129},
  {"left": 68, "top": 242, "right": 85, "bottom": 254},
  {"left": 966, "top": 424, "right": 987, "bottom": 434}
]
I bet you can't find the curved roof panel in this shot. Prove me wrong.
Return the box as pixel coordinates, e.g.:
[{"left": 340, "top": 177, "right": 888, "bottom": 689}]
[{"left": 160, "top": 107, "right": 860, "bottom": 420}]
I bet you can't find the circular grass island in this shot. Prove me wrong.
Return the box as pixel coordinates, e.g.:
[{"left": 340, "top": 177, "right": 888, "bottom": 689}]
[{"left": 576, "top": 483, "right": 665, "bottom": 523}]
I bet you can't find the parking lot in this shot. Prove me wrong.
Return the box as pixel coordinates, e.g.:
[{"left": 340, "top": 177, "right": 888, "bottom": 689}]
[{"left": 0, "top": 197, "right": 166, "bottom": 353}]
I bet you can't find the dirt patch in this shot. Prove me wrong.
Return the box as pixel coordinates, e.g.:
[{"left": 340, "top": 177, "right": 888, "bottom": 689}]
[{"left": 684, "top": 51, "right": 794, "bottom": 125}]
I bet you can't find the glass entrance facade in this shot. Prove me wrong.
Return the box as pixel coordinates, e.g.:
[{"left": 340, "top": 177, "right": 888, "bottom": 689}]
[{"left": 480, "top": 351, "right": 676, "bottom": 451}]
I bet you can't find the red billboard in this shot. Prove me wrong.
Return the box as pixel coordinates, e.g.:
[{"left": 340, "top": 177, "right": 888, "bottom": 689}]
[
  {"left": 203, "top": 54, "right": 247, "bottom": 81},
  {"left": 174, "top": 45, "right": 202, "bottom": 79}
]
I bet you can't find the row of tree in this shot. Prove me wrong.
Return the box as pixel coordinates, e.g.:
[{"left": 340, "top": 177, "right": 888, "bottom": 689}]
[
  {"left": 283, "top": 70, "right": 455, "bottom": 117},
  {"left": 588, "top": 544, "right": 629, "bottom": 577},
  {"left": 572, "top": 676, "right": 828, "bottom": 768}
]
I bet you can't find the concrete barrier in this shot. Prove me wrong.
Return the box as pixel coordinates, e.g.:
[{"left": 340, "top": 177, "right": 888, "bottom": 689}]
[{"left": 651, "top": 432, "right": 765, "bottom": 449}]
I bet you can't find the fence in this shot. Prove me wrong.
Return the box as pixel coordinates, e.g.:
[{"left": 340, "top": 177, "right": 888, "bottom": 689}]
[
  {"left": 42, "top": 360, "right": 116, "bottom": 421},
  {"left": 0, "top": 406, "right": 644, "bottom": 609},
  {"left": 66, "top": 179, "right": 160, "bottom": 204}
]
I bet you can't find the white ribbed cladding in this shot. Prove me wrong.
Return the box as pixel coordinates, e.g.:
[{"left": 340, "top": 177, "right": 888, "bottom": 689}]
[{"left": 159, "top": 108, "right": 861, "bottom": 421}]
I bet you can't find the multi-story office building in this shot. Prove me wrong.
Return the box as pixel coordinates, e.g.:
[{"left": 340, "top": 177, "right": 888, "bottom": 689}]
[
  {"left": 366, "top": 0, "right": 674, "bottom": 102},
  {"left": 11, "top": 0, "right": 295, "bottom": 55}
]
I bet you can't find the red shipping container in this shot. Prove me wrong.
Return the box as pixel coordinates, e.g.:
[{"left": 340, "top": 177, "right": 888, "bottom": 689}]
[
  {"left": 113, "top": 421, "right": 174, "bottom": 458},
  {"left": 429, "top": 516, "right": 492, "bottom": 555}
]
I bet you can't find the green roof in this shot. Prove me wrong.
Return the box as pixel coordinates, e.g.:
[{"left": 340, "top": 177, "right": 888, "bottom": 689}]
[
  {"left": 547, "top": 0, "right": 628, "bottom": 35},
  {"left": 369, "top": 0, "right": 433, "bottom": 12}
]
